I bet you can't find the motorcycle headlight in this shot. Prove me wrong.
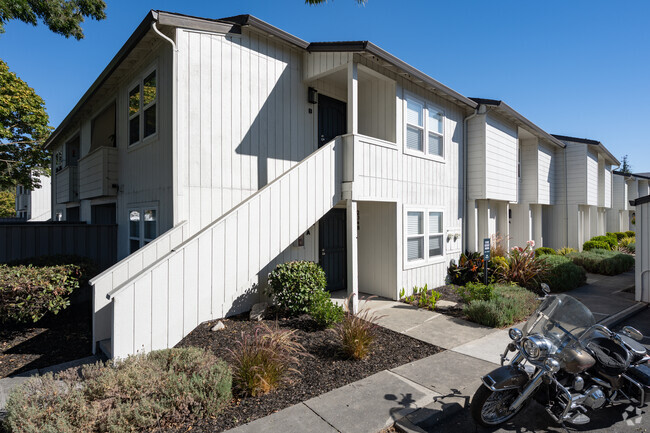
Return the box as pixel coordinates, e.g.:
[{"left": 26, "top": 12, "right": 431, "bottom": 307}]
[
  {"left": 521, "top": 335, "right": 553, "bottom": 361},
  {"left": 509, "top": 328, "right": 523, "bottom": 342},
  {"left": 544, "top": 357, "right": 561, "bottom": 373}
]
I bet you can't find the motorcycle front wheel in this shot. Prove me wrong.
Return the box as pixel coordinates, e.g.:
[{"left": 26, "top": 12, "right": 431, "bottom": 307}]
[{"left": 470, "top": 384, "right": 526, "bottom": 427}]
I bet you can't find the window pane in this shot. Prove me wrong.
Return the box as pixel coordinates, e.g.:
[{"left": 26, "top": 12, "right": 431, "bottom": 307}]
[
  {"left": 144, "top": 209, "right": 157, "bottom": 240},
  {"left": 129, "top": 115, "right": 140, "bottom": 145},
  {"left": 130, "top": 239, "right": 140, "bottom": 254},
  {"left": 406, "top": 98, "right": 423, "bottom": 126},
  {"left": 129, "top": 210, "right": 140, "bottom": 238},
  {"left": 407, "top": 237, "right": 424, "bottom": 261},
  {"left": 144, "top": 105, "right": 156, "bottom": 137},
  {"left": 429, "top": 212, "right": 443, "bottom": 234},
  {"left": 428, "top": 110, "right": 443, "bottom": 134},
  {"left": 143, "top": 71, "right": 156, "bottom": 106},
  {"left": 406, "top": 125, "right": 423, "bottom": 151},
  {"left": 428, "top": 133, "right": 443, "bottom": 157},
  {"left": 407, "top": 211, "right": 423, "bottom": 235},
  {"left": 429, "top": 235, "right": 443, "bottom": 257},
  {"left": 129, "top": 85, "right": 140, "bottom": 116}
]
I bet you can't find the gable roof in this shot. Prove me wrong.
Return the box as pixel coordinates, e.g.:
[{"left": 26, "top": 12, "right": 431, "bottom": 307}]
[
  {"left": 551, "top": 134, "right": 619, "bottom": 166},
  {"left": 45, "top": 11, "right": 477, "bottom": 148},
  {"left": 469, "top": 98, "right": 565, "bottom": 149}
]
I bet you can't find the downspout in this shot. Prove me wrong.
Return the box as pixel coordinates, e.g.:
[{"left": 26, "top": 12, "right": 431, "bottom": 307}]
[
  {"left": 463, "top": 106, "right": 480, "bottom": 253},
  {"left": 151, "top": 21, "right": 180, "bottom": 225}
]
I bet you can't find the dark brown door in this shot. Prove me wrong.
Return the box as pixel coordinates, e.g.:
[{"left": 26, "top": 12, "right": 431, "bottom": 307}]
[
  {"left": 319, "top": 208, "right": 347, "bottom": 291},
  {"left": 317, "top": 94, "right": 346, "bottom": 148}
]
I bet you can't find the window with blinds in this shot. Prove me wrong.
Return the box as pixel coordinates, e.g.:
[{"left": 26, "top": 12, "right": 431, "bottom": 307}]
[
  {"left": 404, "top": 93, "right": 445, "bottom": 160},
  {"left": 405, "top": 208, "right": 445, "bottom": 266}
]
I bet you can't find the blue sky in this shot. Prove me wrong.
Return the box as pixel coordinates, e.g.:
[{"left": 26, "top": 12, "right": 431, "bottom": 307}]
[{"left": 3, "top": 0, "right": 649, "bottom": 171}]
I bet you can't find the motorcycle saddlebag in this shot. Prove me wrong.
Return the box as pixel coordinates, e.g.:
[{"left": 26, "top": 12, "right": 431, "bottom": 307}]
[{"left": 627, "top": 363, "right": 650, "bottom": 388}]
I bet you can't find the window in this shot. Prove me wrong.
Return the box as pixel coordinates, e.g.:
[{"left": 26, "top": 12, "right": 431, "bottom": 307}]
[
  {"left": 404, "top": 94, "right": 445, "bottom": 159},
  {"left": 54, "top": 150, "right": 64, "bottom": 173},
  {"left": 128, "top": 70, "right": 157, "bottom": 146},
  {"left": 404, "top": 208, "right": 445, "bottom": 266},
  {"left": 129, "top": 207, "right": 157, "bottom": 253}
]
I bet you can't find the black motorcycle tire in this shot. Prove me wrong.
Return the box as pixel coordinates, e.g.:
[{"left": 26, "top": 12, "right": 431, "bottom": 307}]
[{"left": 471, "top": 384, "right": 528, "bottom": 427}]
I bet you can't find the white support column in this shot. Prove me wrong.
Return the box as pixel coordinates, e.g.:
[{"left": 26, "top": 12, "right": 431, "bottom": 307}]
[
  {"left": 346, "top": 199, "right": 359, "bottom": 313},
  {"left": 347, "top": 62, "right": 358, "bottom": 135},
  {"left": 532, "top": 204, "right": 543, "bottom": 247}
]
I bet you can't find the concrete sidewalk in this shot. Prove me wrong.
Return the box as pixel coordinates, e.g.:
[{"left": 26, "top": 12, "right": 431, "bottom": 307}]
[{"left": 229, "top": 271, "right": 647, "bottom": 433}]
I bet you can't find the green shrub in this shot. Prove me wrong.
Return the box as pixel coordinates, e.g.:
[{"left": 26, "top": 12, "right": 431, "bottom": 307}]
[
  {"left": 8, "top": 255, "right": 98, "bottom": 286},
  {"left": 568, "top": 249, "right": 635, "bottom": 275},
  {"left": 590, "top": 235, "right": 617, "bottom": 250},
  {"left": 557, "top": 247, "right": 578, "bottom": 256},
  {"left": 620, "top": 236, "right": 635, "bottom": 247},
  {"left": 448, "top": 252, "right": 488, "bottom": 285},
  {"left": 613, "top": 232, "right": 627, "bottom": 241},
  {"left": 456, "top": 282, "right": 496, "bottom": 303},
  {"left": 227, "top": 324, "right": 304, "bottom": 396},
  {"left": 535, "top": 247, "right": 556, "bottom": 257},
  {"left": 4, "top": 348, "right": 231, "bottom": 433},
  {"left": 583, "top": 240, "right": 611, "bottom": 251},
  {"left": 625, "top": 230, "right": 635, "bottom": 238},
  {"left": 335, "top": 296, "right": 380, "bottom": 360},
  {"left": 497, "top": 241, "right": 550, "bottom": 289},
  {"left": 628, "top": 242, "right": 636, "bottom": 253},
  {"left": 308, "top": 289, "right": 344, "bottom": 328},
  {"left": 267, "top": 261, "right": 328, "bottom": 315},
  {"left": 542, "top": 255, "right": 586, "bottom": 292},
  {"left": 464, "top": 284, "right": 538, "bottom": 328},
  {"left": 0, "top": 264, "right": 80, "bottom": 323}
]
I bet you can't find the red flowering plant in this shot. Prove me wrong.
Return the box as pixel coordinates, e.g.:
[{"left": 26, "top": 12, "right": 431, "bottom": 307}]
[{"left": 495, "top": 240, "right": 550, "bottom": 290}]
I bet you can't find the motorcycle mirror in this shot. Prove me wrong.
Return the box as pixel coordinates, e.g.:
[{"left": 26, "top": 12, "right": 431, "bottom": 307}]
[
  {"left": 540, "top": 283, "right": 551, "bottom": 295},
  {"left": 621, "top": 326, "right": 644, "bottom": 341}
]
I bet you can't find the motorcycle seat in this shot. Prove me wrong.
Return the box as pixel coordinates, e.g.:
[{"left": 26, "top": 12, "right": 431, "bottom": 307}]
[
  {"left": 586, "top": 337, "right": 631, "bottom": 376},
  {"left": 618, "top": 334, "right": 648, "bottom": 365}
]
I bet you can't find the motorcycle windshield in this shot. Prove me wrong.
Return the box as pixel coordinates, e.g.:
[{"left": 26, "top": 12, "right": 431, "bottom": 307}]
[{"left": 522, "top": 294, "right": 596, "bottom": 344}]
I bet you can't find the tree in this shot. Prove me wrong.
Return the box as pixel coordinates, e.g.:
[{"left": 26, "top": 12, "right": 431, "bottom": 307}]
[
  {"left": 0, "top": 0, "right": 106, "bottom": 40},
  {"left": 0, "top": 59, "right": 51, "bottom": 189},
  {"left": 620, "top": 155, "right": 632, "bottom": 174},
  {"left": 0, "top": 189, "right": 15, "bottom": 217}
]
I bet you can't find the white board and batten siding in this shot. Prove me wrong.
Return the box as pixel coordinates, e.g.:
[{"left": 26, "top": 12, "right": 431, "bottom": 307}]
[
  {"left": 109, "top": 140, "right": 342, "bottom": 359},
  {"left": 612, "top": 174, "right": 628, "bottom": 211},
  {"left": 175, "top": 27, "right": 317, "bottom": 237},
  {"left": 303, "top": 52, "right": 353, "bottom": 81},
  {"left": 565, "top": 142, "right": 587, "bottom": 205},
  {"left": 638, "top": 180, "right": 650, "bottom": 199},
  {"left": 537, "top": 143, "right": 554, "bottom": 205},
  {"left": 586, "top": 149, "right": 599, "bottom": 206},
  {"left": 519, "top": 138, "right": 538, "bottom": 204},
  {"left": 603, "top": 165, "right": 612, "bottom": 208}
]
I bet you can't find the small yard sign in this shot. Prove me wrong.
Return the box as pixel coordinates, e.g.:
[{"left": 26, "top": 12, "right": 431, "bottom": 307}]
[{"left": 483, "top": 238, "right": 491, "bottom": 285}]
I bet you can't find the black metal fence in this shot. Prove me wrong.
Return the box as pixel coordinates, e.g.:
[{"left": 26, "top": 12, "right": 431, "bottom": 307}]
[{"left": 0, "top": 223, "right": 118, "bottom": 270}]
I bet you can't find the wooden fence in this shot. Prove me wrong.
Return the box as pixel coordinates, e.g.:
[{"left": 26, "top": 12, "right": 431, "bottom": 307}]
[{"left": 0, "top": 223, "right": 118, "bottom": 271}]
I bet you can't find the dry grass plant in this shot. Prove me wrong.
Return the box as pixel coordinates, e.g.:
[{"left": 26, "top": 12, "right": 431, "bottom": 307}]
[{"left": 335, "top": 295, "right": 383, "bottom": 360}]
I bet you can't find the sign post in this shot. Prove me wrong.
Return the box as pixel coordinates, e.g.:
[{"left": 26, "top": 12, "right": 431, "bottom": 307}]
[{"left": 483, "top": 238, "right": 491, "bottom": 285}]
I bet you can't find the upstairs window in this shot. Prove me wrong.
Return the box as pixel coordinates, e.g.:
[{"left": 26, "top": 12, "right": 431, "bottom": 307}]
[
  {"left": 128, "top": 70, "right": 157, "bottom": 146},
  {"left": 405, "top": 94, "right": 445, "bottom": 160}
]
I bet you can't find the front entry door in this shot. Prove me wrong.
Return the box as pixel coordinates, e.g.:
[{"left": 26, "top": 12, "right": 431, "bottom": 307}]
[
  {"left": 318, "top": 94, "right": 347, "bottom": 148},
  {"left": 319, "top": 208, "right": 347, "bottom": 291}
]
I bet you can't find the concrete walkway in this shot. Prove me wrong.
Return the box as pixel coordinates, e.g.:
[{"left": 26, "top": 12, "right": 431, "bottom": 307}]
[{"left": 230, "top": 271, "right": 647, "bottom": 433}]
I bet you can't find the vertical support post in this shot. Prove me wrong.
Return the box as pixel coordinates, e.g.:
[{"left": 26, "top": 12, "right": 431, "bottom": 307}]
[
  {"left": 346, "top": 199, "right": 359, "bottom": 313},
  {"left": 347, "top": 62, "right": 358, "bottom": 135}
]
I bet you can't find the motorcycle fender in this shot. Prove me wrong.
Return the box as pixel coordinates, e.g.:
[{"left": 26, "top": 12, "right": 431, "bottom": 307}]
[{"left": 482, "top": 365, "right": 529, "bottom": 391}]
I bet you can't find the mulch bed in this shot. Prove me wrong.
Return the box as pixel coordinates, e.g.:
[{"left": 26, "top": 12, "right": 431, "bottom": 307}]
[
  {"left": 165, "top": 310, "right": 443, "bottom": 433},
  {"left": 0, "top": 301, "right": 92, "bottom": 378}
]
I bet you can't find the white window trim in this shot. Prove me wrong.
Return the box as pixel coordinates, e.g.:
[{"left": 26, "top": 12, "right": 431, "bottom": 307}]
[
  {"left": 128, "top": 205, "right": 159, "bottom": 253},
  {"left": 403, "top": 206, "right": 446, "bottom": 270},
  {"left": 403, "top": 91, "right": 446, "bottom": 163},
  {"left": 127, "top": 65, "right": 158, "bottom": 149}
]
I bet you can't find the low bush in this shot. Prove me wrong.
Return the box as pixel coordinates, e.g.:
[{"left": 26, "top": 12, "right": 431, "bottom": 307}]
[
  {"left": 228, "top": 324, "right": 305, "bottom": 396},
  {"left": 464, "top": 284, "right": 537, "bottom": 328},
  {"left": 612, "top": 232, "right": 627, "bottom": 241},
  {"left": 8, "top": 255, "right": 98, "bottom": 286},
  {"left": 568, "top": 249, "right": 635, "bottom": 275},
  {"left": 541, "top": 255, "right": 586, "bottom": 292},
  {"left": 620, "top": 236, "right": 635, "bottom": 247},
  {"left": 557, "top": 247, "right": 578, "bottom": 256},
  {"left": 308, "top": 289, "right": 344, "bottom": 328},
  {"left": 456, "top": 282, "right": 496, "bottom": 303},
  {"left": 0, "top": 264, "right": 80, "bottom": 323},
  {"left": 583, "top": 240, "right": 611, "bottom": 251},
  {"left": 447, "top": 252, "right": 488, "bottom": 285},
  {"left": 628, "top": 242, "right": 636, "bottom": 253},
  {"left": 4, "top": 348, "right": 231, "bottom": 432},
  {"left": 497, "top": 241, "right": 550, "bottom": 289},
  {"left": 535, "top": 247, "right": 556, "bottom": 257},
  {"left": 335, "top": 297, "right": 380, "bottom": 360},
  {"left": 625, "top": 230, "right": 635, "bottom": 238},
  {"left": 267, "top": 261, "right": 328, "bottom": 315},
  {"left": 590, "top": 235, "right": 618, "bottom": 250}
]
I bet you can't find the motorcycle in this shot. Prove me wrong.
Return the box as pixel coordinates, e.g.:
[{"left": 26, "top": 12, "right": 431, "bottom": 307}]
[{"left": 471, "top": 285, "right": 650, "bottom": 427}]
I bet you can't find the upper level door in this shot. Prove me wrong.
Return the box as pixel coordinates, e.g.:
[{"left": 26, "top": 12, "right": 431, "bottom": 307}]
[{"left": 318, "top": 94, "right": 347, "bottom": 148}]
